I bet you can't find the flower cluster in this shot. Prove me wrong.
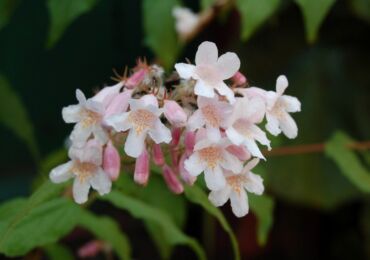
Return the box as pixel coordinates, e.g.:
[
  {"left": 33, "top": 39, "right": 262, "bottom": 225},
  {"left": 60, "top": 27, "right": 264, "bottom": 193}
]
[{"left": 50, "top": 41, "right": 301, "bottom": 217}]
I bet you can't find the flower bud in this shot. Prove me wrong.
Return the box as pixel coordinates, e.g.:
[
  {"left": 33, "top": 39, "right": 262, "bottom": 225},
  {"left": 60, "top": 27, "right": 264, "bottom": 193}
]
[
  {"left": 171, "top": 127, "right": 182, "bottom": 146},
  {"left": 184, "top": 131, "right": 196, "bottom": 155},
  {"left": 78, "top": 240, "right": 104, "bottom": 258},
  {"left": 152, "top": 143, "right": 165, "bottom": 166},
  {"left": 134, "top": 148, "right": 150, "bottom": 185},
  {"left": 103, "top": 141, "right": 121, "bottom": 181},
  {"left": 179, "top": 154, "right": 196, "bottom": 185},
  {"left": 164, "top": 100, "right": 187, "bottom": 127},
  {"left": 125, "top": 69, "right": 147, "bottom": 89},
  {"left": 104, "top": 89, "right": 133, "bottom": 118},
  {"left": 231, "top": 71, "right": 247, "bottom": 86},
  {"left": 162, "top": 164, "right": 184, "bottom": 194}
]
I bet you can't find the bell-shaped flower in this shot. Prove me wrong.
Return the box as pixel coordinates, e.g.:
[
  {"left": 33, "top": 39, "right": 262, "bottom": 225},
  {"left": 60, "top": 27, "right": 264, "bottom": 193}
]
[
  {"left": 49, "top": 139, "right": 112, "bottom": 204},
  {"left": 265, "top": 75, "right": 301, "bottom": 139},
  {"left": 188, "top": 96, "right": 233, "bottom": 141},
  {"left": 184, "top": 131, "right": 243, "bottom": 190},
  {"left": 62, "top": 89, "right": 109, "bottom": 147},
  {"left": 208, "top": 158, "right": 264, "bottom": 217},
  {"left": 175, "top": 41, "right": 240, "bottom": 103},
  {"left": 225, "top": 97, "right": 270, "bottom": 159},
  {"left": 105, "top": 94, "right": 172, "bottom": 158}
]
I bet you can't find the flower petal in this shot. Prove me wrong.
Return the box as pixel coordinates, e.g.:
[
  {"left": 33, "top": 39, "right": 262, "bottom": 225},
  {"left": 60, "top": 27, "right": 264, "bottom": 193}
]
[
  {"left": 93, "top": 125, "right": 108, "bottom": 145},
  {"left": 70, "top": 123, "right": 92, "bottom": 148},
  {"left": 91, "top": 82, "right": 123, "bottom": 107},
  {"left": 62, "top": 105, "right": 82, "bottom": 123},
  {"left": 206, "top": 125, "right": 221, "bottom": 142},
  {"left": 49, "top": 161, "right": 73, "bottom": 183},
  {"left": 215, "top": 82, "right": 235, "bottom": 103},
  {"left": 148, "top": 120, "right": 172, "bottom": 144},
  {"left": 249, "top": 124, "right": 271, "bottom": 150},
  {"left": 279, "top": 112, "right": 298, "bottom": 139},
  {"left": 124, "top": 129, "right": 146, "bottom": 158},
  {"left": 216, "top": 52, "right": 240, "bottom": 79},
  {"left": 221, "top": 151, "right": 243, "bottom": 173},
  {"left": 184, "top": 153, "right": 206, "bottom": 176},
  {"left": 194, "top": 80, "right": 215, "bottom": 98},
  {"left": 76, "top": 89, "right": 87, "bottom": 104},
  {"left": 105, "top": 113, "right": 130, "bottom": 132},
  {"left": 244, "top": 172, "right": 264, "bottom": 195},
  {"left": 90, "top": 168, "right": 112, "bottom": 195},
  {"left": 175, "top": 63, "right": 196, "bottom": 79},
  {"left": 243, "top": 138, "right": 265, "bottom": 160},
  {"left": 73, "top": 179, "right": 90, "bottom": 204},
  {"left": 204, "top": 165, "right": 226, "bottom": 191},
  {"left": 230, "top": 190, "right": 248, "bottom": 217},
  {"left": 276, "top": 75, "right": 288, "bottom": 96},
  {"left": 195, "top": 41, "right": 218, "bottom": 65},
  {"left": 209, "top": 186, "right": 231, "bottom": 207},
  {"left": 280, "top": 95, "right": 301, "bottom": 113},
  {"left": 187, "top": 109, "right": 205, "bottom": 130},
  {"left": 265, "top": 113, "right": 281, "bottom": 136},
  {"left": 243, "top": 158, "right": 260, "bottom": 172},
  {"left": 225, "top": 126, "right": 244, "bottom": 145}
]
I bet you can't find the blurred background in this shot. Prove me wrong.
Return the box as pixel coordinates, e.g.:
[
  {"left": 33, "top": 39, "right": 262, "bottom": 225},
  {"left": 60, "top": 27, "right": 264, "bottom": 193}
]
[{"left": 0, "top": 0, "right": 369, "bottom": 259}]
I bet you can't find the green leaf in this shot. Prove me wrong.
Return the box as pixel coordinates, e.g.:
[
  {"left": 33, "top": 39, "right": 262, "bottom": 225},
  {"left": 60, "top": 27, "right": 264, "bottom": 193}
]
[
  {"left": 350, "top": 0, "right": 370, "bottom": 24},
  {"left": 0, "top": 75, "right": 39, "bottom": 161},
  {"left": 43, "top": 244, "right": 74, "bottom": 260},
  {"left": 101, "top": 190, "right": 206, "bottom": 260},
  {"left": 184, "top": 185, "right": 240, "bottom": 260},
  {"left": 201, "top": 0, "right": 216, "bottom": 10},
  {"left": 249, "top": 194, "right": 275, "bottom": 246},
  {"left": 325, "top": 131, "right": 370, "bottom": 193},
  {"left": 78, "top": 210, "right": 131, "bottom": 260},
  {"left": 0, "top": 198, "right": 79, "bottom": 256},
  {"left": 46, "top": 0, "right": 99, "bottom": 48},
  {"left": 142, "top": 0, "right": 182, "bottom": 69},
  {"left": 0, "top": 0, "right": 20, "bottom": 31},
  {"left": 236, "top": 0, "right": 280, "bottom": 41},
  {"left": 295, "top": 0, "right": 337, "bottom": 43}
]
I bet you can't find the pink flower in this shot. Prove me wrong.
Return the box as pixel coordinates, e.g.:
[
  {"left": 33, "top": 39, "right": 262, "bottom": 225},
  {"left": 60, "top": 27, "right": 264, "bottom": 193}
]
[
  {"left": 175, "top": 41, "right": 240, "bottom": 103},
  {"left": 104, "top": 89, "right": 133, "bottom": 119},
  {"left": 188, "top": 96, "right": 233, "bottom": 141},
  {"left": 163, "top": 100, "right": 187, "bottom": 127},
  {"left": 103, "top": 141, "right": 121, "bottom": 181},
  {"left": 105, "top": 94, "right": 172, "bottom": 158},
  {"left": 125, "top": 68, "right": 147, "bottom": 89},
  {"left": 91, "top": 82, "right": 123, "bottom": 107}
]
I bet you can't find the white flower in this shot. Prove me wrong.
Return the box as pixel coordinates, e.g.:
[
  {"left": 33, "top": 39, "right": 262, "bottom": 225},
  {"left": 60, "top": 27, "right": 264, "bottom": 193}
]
[
  {"left": 175, "top": 41, "right": 240, "bottom": 103},
  {"left": 225, "top": 96, "right": 270, "bottom": 159},
  {"left": 184, "top": 132, "right": 243, "bottom": 191},
  {"left": 265, "top": 75, "right": 301, "bottom": 139},
  {"left": 209, "top": 158, "right": 264, "bottom": 217},
  {"left": 105, "top": 94, "right": 172, "bottom": 158},
  {"left": 172, "top": 7, "right": 200, "bottom": 38},
  {"left": 188, "top": 96, "right": 233, "bottom": 142},
  {"left": 49, "top": 140, "right": 112, "bottom": 204}
]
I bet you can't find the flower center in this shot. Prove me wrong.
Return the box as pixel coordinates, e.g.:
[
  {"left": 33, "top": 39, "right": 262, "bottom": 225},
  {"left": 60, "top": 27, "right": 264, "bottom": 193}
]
[
  {"left": 196, "top": 65, "right": 220, "bottom": 84},
  {"left": 81, "top": 109, "right": 102, "bottom": 127},
  {"left": 72, "top": 161, "right": 97, "bottom": 182},
  {"left": 271, "top": 99, "right": 285, "bottom": 119},
  {"left": 227, "top": 175, "right": 246, "bottom": 194},
  {"left": 128, "top": 109, "right": 156, "bottom": 134},
  {"left": 201, "top": 105, "right": 221, "bottom": 127},
  {"left": 198, "top": 147, "right": 223, "bottom": 169}
]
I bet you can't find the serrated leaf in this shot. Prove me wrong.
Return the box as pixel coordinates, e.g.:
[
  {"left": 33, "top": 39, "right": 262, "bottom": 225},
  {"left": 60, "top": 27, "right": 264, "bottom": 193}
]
[
  {"left": 43, "top": 244, "right": 74, "bottom": 260},
  {"left": 236, "top": 0, "right": 280, "bottom": 41},
  {"left": 0, "top": 0, "right": 20, "bottom": 31},
  {"left": 0, "top": 198, "right": 79, "bottom": 256},
  {"left": 78, "top": 211, "right": 131, "bottom": 260},
  {"left": 325, "top": 131, "right": 370, "bottom": 193},
  {"left": 142, "top": 0, "right": 182, "bottom": 69},
  {"left": 0, "top": 75, "right": 39, "bottom": 161},
  {"left": 249, "top": 194, "right": 274, "bottom": 246},
  {"left": 46, "top": 0, "right": 99, "bottom": 48},
  {"left": 184, "top": 185, "right": 240, "bottom": 260},
  {"left": 295, "top": 0, "right": 337, "bottom": 43},
  {"left": 350, "top": 0, "right": 370, "bottom": 24},
  {"left": 101, "top": 190, "right": 206, "bottom": 260}
]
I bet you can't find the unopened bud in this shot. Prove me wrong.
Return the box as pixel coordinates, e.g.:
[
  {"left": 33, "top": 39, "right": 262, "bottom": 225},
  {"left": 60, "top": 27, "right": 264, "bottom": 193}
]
[
  {"left": 134, "top": 148, "right": 150, "bottom": 185},
  {"left": 103, "top": 141, "right": 121, "bottom": 181},
  {"left": 162, "top": 164, "right": 184, "bottom": 194},
  {"left": 164, "top": 100, "right": 187, "bottom": 127},
  {"left": 152, "top": 143, "right": 165, "bottom": 166}
]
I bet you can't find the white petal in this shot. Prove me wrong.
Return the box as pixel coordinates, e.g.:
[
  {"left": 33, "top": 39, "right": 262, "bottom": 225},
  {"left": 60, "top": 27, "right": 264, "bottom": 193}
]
[
  {"left": 216, "top": 52, "right": 240, "bottom": 79},
  {"left": 279, "top": 112, "right": 298, "bottom": 139},
  {"left": 86, "top": 100, "right": 105, "bottom": 114},
  {"left": 187, "top": 109, "right": 205, "bottom": 130},
  {"left": 174, "top": 63, "right": 196, "bottom": 79},
  {"left": 244, "top": 172, "right": 264, "bottom": 195},
  {"left": 206, "top": 125, "right": 221, "bottom": 142},
  {"left": 105, "top": 113, "right": 131, "bottom": 132},
  {"left": 215, "top": 82, "right": 235, "bottom": 103},
  {"left": 141, "top": 94, "right": 159, "bottom": 108},
  {"left": 209, "top": 187, "right": 231, "bottom": 207},
  {"left": 204, "top": 166, "right": 226, "bottom": 191},
  {"left": 243, "top": 158, "right": 260, "bottom": 173},
  {"left": 129, "top": 98, "right": 144, "bottom": 111},
  {"left": 276, "top": 75, "right": 288, "bottom": 96},
  {"left": 245, "top": 97, "right": 266, "bottom": 123},
  {"left": 230, "top": 190, "right": 249, "bottom": 217},
  {"left": 225, "top": 126, "right": 244, "bottom": 145},
  {"left": 68, "top": 141, "right": 102, "bottom": 165},
  {"left": 93, "top": 126, "right": 108, "bottom": 145},
  {"left": 221, "top": 151, "right": 243, "bottom": 173},
  {"left": 62, "top": 105, "right": 82, "bottom": 123},
  {"left": 91, "top": 82, "right": 122, "bottom": 106},
  {"left": 280, "top": 95, "right": 301, "bottom": 113},
  {"left": 49, "top": 161, "right": 73, "bottom": 183},
  {"left": 72, "top": 179, "right": 90, "bottom": 204},
  {"left": 265, "top": 113, "right": 281, "bottom": 136},
  {"left": 243, "top": 138, "right": 265, "bottom": 160},
  {"left": 76, "top": 89, "right": 87, "bottom": 104},
  {"left": 184, "top": 153, "right": 206, "bottom": 176},
  {"left": 194, "top": 80, "right": 215, "bottom": 98},
  {"left": 148, "top": 120, "right": 172, "bottom": 144},
  {"left": 124, "top": 129, "right": 146, "bottom": 158},
  {"left": 193, "top": 138, "right": 214, "bottom": 151},
  {"left": 90, "top": 168, "right": 112, "bottom": 195},
  {"left": 249, "top": 124, "right": 271, "bottom": 150},
  {"left": 70, "top": 123, "right": 92, "bottom": 148},
  {"left": 195, "top": 41, "right": 218, "bottom": 65}
]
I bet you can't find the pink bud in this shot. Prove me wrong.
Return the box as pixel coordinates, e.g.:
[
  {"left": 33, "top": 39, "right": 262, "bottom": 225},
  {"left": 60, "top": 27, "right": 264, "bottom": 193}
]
[
  {"left": 231, "top": 71, "right": 247, "bottom": 86},
  {"left": 184, "top": 131, "right": 196, "bottom": 155},
  {"left": 152, "top": 143, "right": 165, "bottom": 166},
  {"left": 179, "top": 154, "right": 196, "bottom": 185},
  {"left": 103, "top": 141, "right": 121, "bottom": 181},
  {"left": 163, "top": 100, "right": 187, "bottom": 127},
  {"left": 226, "top": 145, "right": 251, "bottom": 161},
  {"left": 134, "top": 148, "right": 150, "bottom": 185},
  {"left": 78, "top": 240, "right": 104, "bottom": 258},
  {"left": 104, "top": 89, "right": 133, "bottom": 118},
  {"left": 170, "top": 146, "right": 179, "bottom": 167},
  {"left": 92, "top": 82, "right": 123, "bottom": 107},
  {"left": 162, "top": 164, "right": 184, "bottom": 194},
  {"left": 125, "top": 69, "right": 147, "bottom": 89},
  {"left": 171, "top": 127, "right": 182, "bottom": 146}
]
